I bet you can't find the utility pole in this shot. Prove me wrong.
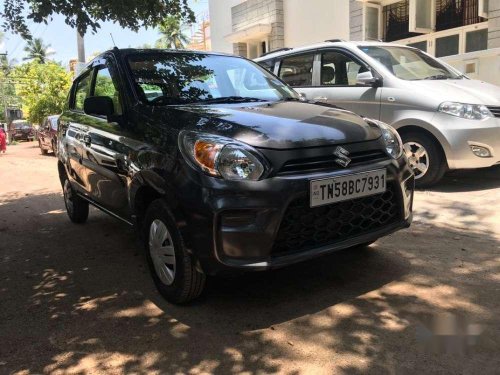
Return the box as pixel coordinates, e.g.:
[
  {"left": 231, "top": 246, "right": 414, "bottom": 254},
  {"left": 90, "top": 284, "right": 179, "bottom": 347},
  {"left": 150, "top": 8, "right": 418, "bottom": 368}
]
[
  {"left": 0, "top": 52, "right": 8, "bottom": 122},
  {"left": 76, "top": 32, "right": 86, "bottom": 63}
]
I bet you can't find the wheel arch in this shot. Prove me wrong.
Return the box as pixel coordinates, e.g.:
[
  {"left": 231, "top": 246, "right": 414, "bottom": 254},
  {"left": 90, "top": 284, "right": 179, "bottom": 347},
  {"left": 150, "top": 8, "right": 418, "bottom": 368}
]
[
  {"left": 129, "top": 171, "right": 188, "bottom": 235},
  {"left": 395, "top": 124, "right": 449, "bottom": 168}
]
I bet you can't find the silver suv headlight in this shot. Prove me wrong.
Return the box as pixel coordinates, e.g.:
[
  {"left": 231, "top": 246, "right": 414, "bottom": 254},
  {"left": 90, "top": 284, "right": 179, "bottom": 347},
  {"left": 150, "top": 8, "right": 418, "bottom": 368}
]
[
  {"left": 179, "top": 131, "right": 267, "bottom": 181},
  {"left": 438, "top": 102, "right": 493, "bottom": 120},
  {"left": 364, "top": 118, "right": 403, "bottom": 159}
]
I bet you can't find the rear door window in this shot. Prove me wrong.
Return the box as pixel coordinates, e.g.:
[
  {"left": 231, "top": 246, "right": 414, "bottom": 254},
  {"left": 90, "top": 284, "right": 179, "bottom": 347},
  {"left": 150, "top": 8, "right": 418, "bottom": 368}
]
[{"left": 279, "top": 54, "right": 315, "bottom": 87}]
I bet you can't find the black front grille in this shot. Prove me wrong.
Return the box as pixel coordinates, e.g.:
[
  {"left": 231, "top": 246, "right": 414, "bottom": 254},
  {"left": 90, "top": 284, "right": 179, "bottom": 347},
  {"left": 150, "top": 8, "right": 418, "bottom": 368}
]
[
  {"left": 273, "top": 184, "right": 400, "bottom": 255},
  {"left": 486, "top": 106, "right": 500, "bottom": 118},
  {"left": 278, "top": 149, "right": 388, "bottom": 176}
]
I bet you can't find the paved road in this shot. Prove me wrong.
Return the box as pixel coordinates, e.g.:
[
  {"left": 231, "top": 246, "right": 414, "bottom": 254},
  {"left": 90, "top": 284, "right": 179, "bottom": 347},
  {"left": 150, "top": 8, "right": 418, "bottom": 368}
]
[{"left": 1, "top": 142, "right": 499, "bottom": 374}]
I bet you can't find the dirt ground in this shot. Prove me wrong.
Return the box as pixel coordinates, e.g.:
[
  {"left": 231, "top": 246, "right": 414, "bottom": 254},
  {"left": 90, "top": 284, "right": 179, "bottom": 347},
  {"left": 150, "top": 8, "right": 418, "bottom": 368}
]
[{"left": 0, "top": 142, "right": 499, "bottom": 375}]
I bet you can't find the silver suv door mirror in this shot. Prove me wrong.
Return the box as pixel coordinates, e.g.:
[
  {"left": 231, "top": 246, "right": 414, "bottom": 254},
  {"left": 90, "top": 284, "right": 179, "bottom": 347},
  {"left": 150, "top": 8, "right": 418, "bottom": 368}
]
[{"left": 356, "top": 71, "right": 380, "bottom": 87}]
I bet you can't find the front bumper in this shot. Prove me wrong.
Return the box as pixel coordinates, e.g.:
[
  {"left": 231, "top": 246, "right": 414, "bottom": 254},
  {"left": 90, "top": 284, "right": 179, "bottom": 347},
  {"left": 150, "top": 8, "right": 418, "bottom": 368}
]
[
  {"left": 435, "top": 113, "right": 500, "bottom": 170},
  {"left": 177, "top": 156, "right": 414, "bottom": 275}
]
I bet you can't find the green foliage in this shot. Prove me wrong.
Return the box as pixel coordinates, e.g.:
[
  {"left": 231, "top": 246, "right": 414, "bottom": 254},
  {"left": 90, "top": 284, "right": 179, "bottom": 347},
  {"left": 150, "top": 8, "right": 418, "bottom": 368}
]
[
  {"left": 10, "top": 61, "right": 71, "bottom": 124},
  {"left": 0, "top": 0, "right": 194, "bottom": 39},
  {"left": 23, "top": 38, "right": 55, "bottom": 64},
  {"left": 155, "top": 16, "right": 190, "bottom": 49}
]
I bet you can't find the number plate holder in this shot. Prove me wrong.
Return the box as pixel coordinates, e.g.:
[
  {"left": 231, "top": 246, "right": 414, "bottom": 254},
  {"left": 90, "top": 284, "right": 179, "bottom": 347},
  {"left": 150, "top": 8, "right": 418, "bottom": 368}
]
[{"left": 310, "top": 170, "right": 387, "bottom": 208}]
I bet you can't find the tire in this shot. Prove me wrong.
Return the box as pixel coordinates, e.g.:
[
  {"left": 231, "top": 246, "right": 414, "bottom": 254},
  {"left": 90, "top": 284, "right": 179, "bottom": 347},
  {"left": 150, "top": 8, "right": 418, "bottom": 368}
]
[
  {"left": 143, "top": 199, "right": 206, "bottom": 304},
  {"left": 39, "top": 141, "right": 48, "bottom": 155},
  {"left": 401, "top": 131, "right": 446, "bottom": 188},
  {"left": 63, "top": 179, "right": 89, "bottom": 224}
]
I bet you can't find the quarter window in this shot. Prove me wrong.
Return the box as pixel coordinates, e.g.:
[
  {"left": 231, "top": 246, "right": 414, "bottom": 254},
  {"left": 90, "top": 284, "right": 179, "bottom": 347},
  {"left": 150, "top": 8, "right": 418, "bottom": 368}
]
[
  {"left": 279, "top": 54, "right": 315, "bottom": 87},
  {"left": 73, "top": 72, "right": 92, "bottom": 111},
  {"left": 94, "top": 67, "right": 122, "bottom": 114},
  {"left": 321, "top": 52, "right": 364, "bottom": 86}
]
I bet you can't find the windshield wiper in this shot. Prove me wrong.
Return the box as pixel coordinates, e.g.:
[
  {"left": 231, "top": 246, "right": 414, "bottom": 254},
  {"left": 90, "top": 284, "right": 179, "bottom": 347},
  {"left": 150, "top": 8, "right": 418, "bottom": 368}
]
[
  {"left": 194, "top": 96, "right": 268, "bottom": 104},
  {"left": 423, "top": 74, "right": 450, "bottom": 80}
]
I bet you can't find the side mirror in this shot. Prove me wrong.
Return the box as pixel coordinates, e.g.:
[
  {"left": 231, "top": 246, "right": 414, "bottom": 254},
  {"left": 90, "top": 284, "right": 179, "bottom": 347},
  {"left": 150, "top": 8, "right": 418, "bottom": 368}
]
[
  {"left": 84, "top": 96, "right": 114, "bottom": 118},
  {"left": 356, "top": 71, "right": 381, "bottom": 87},
  {"left": 299, "top": 92, "right": 307, "bottom": 101}
]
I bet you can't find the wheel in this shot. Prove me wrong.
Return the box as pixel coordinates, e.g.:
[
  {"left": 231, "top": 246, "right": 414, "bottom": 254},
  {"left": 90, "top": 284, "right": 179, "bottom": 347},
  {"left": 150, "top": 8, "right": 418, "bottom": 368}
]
[
  {"left": 401, "top": 131, "right": 446, "bottom": 188},
  {"left": 143, "top": 199, "right": 206, "bottom": 304},
  {"left": 39, "top": 141, "right": 48, "bottom": 155},
  {"left": 63, "top": 179, "right": 89, "bottom": 224}
]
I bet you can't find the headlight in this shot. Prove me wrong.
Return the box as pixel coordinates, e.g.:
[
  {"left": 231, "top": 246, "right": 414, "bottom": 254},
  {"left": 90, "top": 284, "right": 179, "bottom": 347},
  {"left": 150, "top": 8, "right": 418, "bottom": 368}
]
[
  {"left": 364, "top": 118, "right": 403, "bottom": 159},
  {"left": 179, "top": 131, "right": 267, "bottom": 181},
  {"left": 438, "top": 102, "right": 492, "bottom": 120}
]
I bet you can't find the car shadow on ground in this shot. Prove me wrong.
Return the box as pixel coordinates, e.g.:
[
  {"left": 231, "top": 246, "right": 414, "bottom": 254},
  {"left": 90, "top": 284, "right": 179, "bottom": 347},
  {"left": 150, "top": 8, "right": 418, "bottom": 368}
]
[{"left": 0, "top": 192, "right": 498, "bottom": 374}]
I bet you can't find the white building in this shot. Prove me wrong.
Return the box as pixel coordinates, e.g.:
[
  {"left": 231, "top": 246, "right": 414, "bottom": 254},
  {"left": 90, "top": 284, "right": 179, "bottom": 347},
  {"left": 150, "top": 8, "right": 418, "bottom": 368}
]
[
  {"left": 350, "top": 0, "right": 500, "bottom": 85},
  {"left": 208, "top": 0, "right": 350, "bottom": 58}
]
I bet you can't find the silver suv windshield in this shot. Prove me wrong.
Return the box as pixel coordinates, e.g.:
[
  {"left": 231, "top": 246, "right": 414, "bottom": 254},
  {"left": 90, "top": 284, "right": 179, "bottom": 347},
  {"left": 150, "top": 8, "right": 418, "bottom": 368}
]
[
  {"left": 359, "top": 46, "right": 463, "bottom": 81},
  {"left": 127, "top": 53, "right": 299, "bottom": 105}
]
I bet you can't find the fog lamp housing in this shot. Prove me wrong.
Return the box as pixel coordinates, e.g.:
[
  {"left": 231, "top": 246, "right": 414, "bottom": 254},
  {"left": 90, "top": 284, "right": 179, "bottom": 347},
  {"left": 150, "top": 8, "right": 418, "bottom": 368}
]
[{"left": 470, "top": 145, "right": 492, "bottom": 158}]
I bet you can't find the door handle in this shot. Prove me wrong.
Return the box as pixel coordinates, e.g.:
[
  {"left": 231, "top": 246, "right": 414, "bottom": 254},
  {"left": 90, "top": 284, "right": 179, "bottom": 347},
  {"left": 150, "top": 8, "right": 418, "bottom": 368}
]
[
  {"left": 313, "top": 96, "right": 328, "bottom": 101},
  {"left": 83, "top": 134, "right": 91, "bottom": 146}
]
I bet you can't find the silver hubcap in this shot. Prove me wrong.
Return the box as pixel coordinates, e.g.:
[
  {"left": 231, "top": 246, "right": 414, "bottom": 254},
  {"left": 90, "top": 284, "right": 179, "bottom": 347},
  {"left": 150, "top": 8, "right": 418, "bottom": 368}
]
[
  {"left": 149, "top": 219, "right": 176, "bottom": 286},
  {"left": 404, "top": 142, "right": 429, "bottom": 179}
]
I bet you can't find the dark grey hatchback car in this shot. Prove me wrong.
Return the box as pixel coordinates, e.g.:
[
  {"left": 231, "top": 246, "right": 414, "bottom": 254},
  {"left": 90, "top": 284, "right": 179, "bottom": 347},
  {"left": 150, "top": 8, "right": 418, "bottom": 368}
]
[{"left": 58, "top": 48, "right": 414, "bottom": 303}]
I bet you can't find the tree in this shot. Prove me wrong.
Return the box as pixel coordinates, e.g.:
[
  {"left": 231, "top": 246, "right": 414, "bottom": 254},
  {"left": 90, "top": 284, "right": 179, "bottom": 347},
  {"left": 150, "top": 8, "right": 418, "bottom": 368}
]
[
  {"left": 0, "top": 0, "right": 194, "bottom": 39},
  {"left": 155, "top": 16, "right": 190, "bottom": 49},
  {"left": 23, "top": 38, "right": 55, "bottom": 63},
  {"left": 10, "top": 61, "right": 71, "bottom": 124}
]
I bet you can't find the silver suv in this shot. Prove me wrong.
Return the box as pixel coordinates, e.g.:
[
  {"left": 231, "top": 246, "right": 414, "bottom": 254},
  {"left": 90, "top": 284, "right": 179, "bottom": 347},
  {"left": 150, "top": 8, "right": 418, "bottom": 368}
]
[{"left": 256, "top": 41, "right": 500, "bottom": 187}]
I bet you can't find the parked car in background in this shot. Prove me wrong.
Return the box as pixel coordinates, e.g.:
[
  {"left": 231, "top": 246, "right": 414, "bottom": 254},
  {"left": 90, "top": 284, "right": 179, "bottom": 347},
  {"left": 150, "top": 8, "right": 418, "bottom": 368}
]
[
  {"left": 9, "top": 120, "right": 34, "bottom": 142},
  {"left": 57, "top": 49, "right": 414, "bottom": 303},
  {"left": 38, "top": 115, "right": 60, "bottom": 155},
  {"left": 256, "top": 41, "right": 500, "bottom": 187}
]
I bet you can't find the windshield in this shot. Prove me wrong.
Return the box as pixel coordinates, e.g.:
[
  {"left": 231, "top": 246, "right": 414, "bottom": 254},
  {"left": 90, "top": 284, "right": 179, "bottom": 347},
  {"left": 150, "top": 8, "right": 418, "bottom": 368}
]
[
  {"left": 127, "top": 53, "right": 299, "bottom": 105},
  {"left": 359, "top": 46, "right": 462, "bottom": 80},
  {"left": 49, "top": 117, "right": 59, "bottom": 130}
]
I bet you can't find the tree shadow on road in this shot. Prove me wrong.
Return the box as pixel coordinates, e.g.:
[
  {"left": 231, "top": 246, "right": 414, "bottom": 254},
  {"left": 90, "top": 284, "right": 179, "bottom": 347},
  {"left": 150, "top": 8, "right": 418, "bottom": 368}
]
[{"left": 0, "top": 192, "right": 499, "bottom": 374}]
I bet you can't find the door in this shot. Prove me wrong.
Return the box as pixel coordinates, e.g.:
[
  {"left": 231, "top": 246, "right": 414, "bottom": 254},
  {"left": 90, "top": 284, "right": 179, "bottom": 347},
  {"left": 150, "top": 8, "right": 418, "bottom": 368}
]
[
  {"left": 60, "top": 69, "right": 93, "bottom": 191},
  {"left": 306, "top": 50, "right": 382, "bottom": 119},
  {"left": 78, "top": 58, "right": 130, "bottom": 218}
]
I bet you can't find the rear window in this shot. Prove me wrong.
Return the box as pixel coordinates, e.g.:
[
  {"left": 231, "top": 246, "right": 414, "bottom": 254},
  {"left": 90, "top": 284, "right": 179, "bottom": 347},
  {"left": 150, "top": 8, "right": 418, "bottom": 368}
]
[{"left": 279, "top": 54, "right": 315, "bottom": 87}]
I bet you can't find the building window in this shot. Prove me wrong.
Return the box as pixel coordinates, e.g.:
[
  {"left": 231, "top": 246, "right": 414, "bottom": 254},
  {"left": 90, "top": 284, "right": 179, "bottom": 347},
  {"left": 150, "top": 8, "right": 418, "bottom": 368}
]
[
  {"left": 465, "top": 28, "right": 488, "bottom": 52},
  {"left": 435, "top": 34, "right": 460, "bottom": 57},
  {"left": 408, "top": 40, "right": 428, "bottom": 52},
  {"left": 436, "top": 0, "right": 486, "bottom": 31},
  {"left": 384, "top": 0, "right": 486, "bottom": 42},
  {"left": 383, "top": 1, "right": 422, "bottom": 42}
]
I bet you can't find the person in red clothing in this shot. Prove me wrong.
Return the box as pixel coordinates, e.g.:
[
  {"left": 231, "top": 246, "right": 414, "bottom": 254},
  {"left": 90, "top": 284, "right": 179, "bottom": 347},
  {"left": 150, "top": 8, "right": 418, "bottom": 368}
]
[{"left": 0, "top": 128, "right": 7, "bottom": 154}]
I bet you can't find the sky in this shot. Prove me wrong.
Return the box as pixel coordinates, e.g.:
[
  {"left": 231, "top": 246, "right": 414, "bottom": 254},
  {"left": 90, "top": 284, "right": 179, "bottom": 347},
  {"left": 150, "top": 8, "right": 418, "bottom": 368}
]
[{"left": 0, "top": 0, "right": 208, "bottom": 66}]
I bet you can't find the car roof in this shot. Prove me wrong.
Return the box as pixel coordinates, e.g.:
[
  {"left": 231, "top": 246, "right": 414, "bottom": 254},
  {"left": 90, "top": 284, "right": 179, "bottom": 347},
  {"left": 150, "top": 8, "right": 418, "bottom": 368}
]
[
  {"left": 254, "top": 41, "right": 409, "bottom": 61},
  {"left": 75, "top": 48, "right": 238, "bottom": 81}
]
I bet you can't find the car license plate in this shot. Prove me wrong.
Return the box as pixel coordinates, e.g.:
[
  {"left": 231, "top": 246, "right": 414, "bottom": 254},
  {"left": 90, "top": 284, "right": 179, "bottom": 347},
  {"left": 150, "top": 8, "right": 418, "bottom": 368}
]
[{"left": 310, "top": 170, "right": 387, "bottom": 207}]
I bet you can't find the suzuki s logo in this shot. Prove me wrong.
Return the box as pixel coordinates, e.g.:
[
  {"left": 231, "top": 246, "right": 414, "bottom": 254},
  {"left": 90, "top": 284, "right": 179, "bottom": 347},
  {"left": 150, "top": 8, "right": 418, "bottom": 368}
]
[{"left": 333, "top": 146, "right": 351, "bottom": 168}]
